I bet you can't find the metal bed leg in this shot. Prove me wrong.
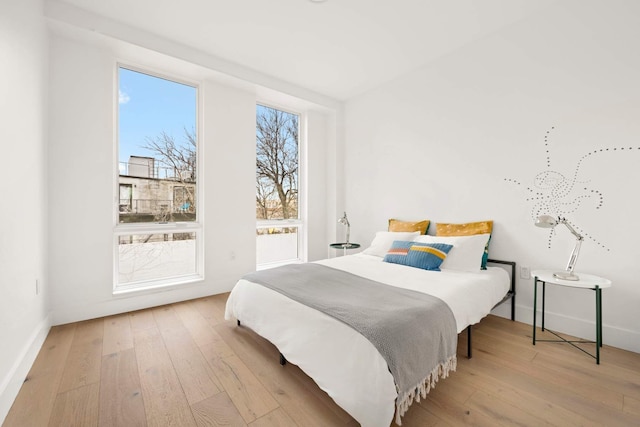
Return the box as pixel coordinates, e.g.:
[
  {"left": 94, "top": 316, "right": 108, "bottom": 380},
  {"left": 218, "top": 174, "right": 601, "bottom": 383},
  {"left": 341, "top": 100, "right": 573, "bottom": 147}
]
[
  {"left": 542, "top": 282, "right": 546, "bottom": 332},
  {"left": 596, "top": 286, "right": 601, "bottom": 364},
  {"left": 236, "top": 319, "right": 286, "bottom": 366},
  {"left": 467, "top": 326, "right": 472, "bottom": 359},
  {"left": 511, "top": 286, "right": 516, "bottom": 321},
  {"left": 533, "top": 278, "right": 537, "bottom": 345}
]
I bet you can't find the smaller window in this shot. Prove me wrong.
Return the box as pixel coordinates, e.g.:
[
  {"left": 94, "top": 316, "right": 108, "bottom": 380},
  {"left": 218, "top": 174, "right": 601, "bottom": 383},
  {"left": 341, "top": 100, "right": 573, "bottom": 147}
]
[{"left": 255, "top": 104, "right": 303, "bottom": 268}]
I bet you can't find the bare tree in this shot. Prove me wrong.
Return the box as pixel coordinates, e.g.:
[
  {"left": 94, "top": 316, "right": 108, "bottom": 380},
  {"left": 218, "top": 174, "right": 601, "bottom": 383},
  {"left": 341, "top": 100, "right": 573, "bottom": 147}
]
[
  {"left": 143, "top": 127, "right": 196, "bottom": 211},
  {"left": 256, "top": 106, "right": 299, "bottom": 220},
  {"left": 256, "top": 176, "right": 276, "bottom": 219}
]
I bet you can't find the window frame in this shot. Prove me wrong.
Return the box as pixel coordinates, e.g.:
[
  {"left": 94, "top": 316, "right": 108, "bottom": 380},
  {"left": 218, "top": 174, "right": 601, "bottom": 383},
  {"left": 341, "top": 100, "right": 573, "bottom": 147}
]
[
  {"left": 255, "top": 102, "right": 307, "bottom": 269},
  {"left": 113, "top": 63, "right": 204, "bottom": 293}
]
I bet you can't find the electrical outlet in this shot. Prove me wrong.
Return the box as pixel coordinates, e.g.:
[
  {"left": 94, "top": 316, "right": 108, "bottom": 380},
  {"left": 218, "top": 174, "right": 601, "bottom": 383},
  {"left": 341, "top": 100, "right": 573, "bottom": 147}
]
[{"left": 520, "top": 267, "right": 531, "bottom": 280}]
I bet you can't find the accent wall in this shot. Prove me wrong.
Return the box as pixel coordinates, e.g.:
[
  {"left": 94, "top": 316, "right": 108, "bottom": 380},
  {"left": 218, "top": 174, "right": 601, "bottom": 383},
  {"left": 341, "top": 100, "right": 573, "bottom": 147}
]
[{"left": 343, "top": 1, "right": 640, "bottom": 353}]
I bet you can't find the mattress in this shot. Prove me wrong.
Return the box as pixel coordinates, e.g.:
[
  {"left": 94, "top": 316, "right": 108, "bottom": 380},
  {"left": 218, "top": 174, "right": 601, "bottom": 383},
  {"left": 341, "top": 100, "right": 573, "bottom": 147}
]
[{"left": 225, "top": 253, "right": 510, "bottom": 427}]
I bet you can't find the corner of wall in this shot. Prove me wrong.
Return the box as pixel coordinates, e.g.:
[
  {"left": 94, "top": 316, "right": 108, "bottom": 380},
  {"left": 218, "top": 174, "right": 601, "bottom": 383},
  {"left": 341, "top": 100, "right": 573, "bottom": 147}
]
[{"left": 0, "top": 315, "right": 51, "bottom": 424}]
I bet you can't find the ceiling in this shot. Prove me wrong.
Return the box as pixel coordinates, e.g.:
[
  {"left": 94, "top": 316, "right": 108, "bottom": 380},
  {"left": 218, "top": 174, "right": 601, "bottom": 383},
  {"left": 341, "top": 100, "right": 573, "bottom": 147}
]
[{"left": 49, "top": 0, "right": 557, "bottom": 101}]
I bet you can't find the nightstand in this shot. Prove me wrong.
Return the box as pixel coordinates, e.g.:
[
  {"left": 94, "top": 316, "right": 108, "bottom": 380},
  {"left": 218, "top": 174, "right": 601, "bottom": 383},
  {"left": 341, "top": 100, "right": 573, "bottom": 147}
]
[
  {"left": 329, "top": 242, "right": 360, "bottom": 256},
  {"left": 532, "top": 270, "right": 612, "bottom": 364}
]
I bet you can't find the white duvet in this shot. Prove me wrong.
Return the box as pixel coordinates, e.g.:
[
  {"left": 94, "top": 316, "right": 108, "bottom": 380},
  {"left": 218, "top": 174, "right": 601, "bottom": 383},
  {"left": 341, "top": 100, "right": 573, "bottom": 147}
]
[{"left": 224, "top": 254, "right": 510, "bottom": 427}]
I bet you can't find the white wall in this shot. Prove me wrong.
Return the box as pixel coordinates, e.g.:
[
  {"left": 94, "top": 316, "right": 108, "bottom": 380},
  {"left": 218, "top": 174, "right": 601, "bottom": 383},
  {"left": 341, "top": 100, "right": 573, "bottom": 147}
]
[
  {"left": 307, "top": 110, "right": 332, "bottom": 261},
  {"left": 47, "top": 34, "right": 251, "bottom": 322},
  {"left": 0, "top": 0, "right": 51, "bottom": 422},
  {"left": 344, "top": 0, "right": 640, "bottom": 353},
  {"left": 46, "top": 30, "right": 334, "bottom": 325}
]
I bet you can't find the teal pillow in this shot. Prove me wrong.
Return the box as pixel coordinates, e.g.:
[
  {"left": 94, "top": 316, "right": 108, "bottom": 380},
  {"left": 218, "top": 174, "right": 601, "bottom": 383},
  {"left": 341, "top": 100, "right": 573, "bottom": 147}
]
[
  {"left": 383, "top": 241, "right": 453, "bottom": 271},
  {"left": 481, "top": 235, "right": 491, "bottom": 270}
]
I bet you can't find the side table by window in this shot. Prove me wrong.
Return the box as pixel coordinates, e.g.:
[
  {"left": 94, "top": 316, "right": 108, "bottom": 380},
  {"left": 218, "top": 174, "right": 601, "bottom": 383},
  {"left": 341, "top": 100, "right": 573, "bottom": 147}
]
[
  {"left": 330, "top": 242, "right": 360, "bottom": 256},
  {"left": 531, "top": 270, "right": 612, "bottom": 364}
]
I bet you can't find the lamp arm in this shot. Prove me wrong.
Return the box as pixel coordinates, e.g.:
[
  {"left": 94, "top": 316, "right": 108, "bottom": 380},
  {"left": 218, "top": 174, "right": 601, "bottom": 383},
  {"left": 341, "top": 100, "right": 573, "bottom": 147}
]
[
  {"left": 566, "top": 237, "right": 582, "bottom": 273},
  {"left": 558, "top": 218, "right": 583, "bottom": 240},
  {"left": 345, "top": 225, "right": 350, "bottom": 244},
  {"left": 557, "top": 219, "right": 583, "bottom": 273}
]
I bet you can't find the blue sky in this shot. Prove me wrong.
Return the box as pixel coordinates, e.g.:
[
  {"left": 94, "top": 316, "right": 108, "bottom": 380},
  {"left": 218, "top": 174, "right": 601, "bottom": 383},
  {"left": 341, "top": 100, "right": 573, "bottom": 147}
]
[{"left": 118, "top": 67, "right": 197, "bottom": 168}]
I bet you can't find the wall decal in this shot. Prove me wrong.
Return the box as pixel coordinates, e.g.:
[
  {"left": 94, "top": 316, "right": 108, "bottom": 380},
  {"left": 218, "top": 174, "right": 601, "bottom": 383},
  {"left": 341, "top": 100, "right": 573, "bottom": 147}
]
[{"left": 506, "top": 126, "right": 640, "bottom": 251}]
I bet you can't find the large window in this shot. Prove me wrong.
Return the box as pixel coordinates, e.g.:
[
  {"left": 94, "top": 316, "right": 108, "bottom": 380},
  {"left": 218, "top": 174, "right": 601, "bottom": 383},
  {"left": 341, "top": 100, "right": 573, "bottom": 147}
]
[
  {"left": 115, "top": 66, "right": 202, "bottom": 292},
  {"left": 256, "top": 104, "right": 304, "bottom": 267}
]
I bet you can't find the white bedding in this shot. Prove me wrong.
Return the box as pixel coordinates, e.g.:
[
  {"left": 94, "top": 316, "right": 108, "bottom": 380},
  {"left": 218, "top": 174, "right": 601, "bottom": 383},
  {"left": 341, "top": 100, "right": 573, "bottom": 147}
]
[{"left": 224, "top": 254, "right": 510, "bottom": 427}]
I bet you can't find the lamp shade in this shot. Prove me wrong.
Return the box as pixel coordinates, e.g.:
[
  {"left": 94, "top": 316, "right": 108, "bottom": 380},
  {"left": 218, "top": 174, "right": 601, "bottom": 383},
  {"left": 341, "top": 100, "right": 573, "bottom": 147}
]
[
  {"left": 535, "top": 215, "right": 557, "bottom": 228},
  {"left": 338, "top": 212, "right": 350, "bottom": 227}
]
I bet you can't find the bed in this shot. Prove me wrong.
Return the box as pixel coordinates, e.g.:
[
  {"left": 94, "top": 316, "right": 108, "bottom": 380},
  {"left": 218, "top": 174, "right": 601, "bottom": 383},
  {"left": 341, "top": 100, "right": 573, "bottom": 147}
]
[{"left": 225, "top": 232, "right": 515, "bottom": 427}]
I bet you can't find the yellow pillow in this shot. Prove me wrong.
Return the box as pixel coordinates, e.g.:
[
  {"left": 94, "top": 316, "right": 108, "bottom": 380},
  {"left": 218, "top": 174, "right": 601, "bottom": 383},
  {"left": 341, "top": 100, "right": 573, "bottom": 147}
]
[
  {"left": 436, "top": 220, "right": 493, "bottom": 269},
  {"left": 388, "top": 219, "right": 430, "bottom": 235},
  {"left": 435, "top": 220, "right": 493, "bottom": 237}
]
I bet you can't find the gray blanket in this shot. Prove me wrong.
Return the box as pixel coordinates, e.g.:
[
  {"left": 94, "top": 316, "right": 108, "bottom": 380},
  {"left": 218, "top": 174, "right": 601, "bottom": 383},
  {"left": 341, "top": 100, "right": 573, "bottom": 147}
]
[{"left": 243, "top": 263, "right": 457, "bottom": 424}]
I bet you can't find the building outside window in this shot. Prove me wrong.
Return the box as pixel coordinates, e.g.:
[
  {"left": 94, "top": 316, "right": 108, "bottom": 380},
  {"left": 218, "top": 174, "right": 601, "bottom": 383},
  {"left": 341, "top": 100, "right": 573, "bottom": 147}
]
[{"left": 115, "top": 65, "right": 202, "bottom": 291}]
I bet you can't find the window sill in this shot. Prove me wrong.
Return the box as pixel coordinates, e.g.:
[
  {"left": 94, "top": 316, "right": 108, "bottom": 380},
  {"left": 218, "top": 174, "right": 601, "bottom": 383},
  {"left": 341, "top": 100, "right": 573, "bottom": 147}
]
[{"left": 113, "top": 274, "right": 204, "bottom": 297}]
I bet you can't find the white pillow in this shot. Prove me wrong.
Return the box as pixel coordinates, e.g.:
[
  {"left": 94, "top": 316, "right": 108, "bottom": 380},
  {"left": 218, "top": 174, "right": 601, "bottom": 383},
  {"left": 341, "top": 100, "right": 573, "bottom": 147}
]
[
  {"left": 413, "top": 234, "right": 491, "bottom": 272},
  {"left": 362, "top": 231, "right": 421, "bottom": 257}
]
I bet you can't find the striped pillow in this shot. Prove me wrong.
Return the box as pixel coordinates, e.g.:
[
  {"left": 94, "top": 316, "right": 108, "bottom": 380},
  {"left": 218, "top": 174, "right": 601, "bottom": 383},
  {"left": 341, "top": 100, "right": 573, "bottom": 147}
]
[{"left": 383, "top": 241, "right": 453, "bottom": 271}]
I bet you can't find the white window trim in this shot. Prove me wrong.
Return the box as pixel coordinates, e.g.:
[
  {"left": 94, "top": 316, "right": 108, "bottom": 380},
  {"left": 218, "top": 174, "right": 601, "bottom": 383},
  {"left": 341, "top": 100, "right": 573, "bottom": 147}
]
[
  {"left": 113, "top": 63, "right": 204, "bottom": 293},
  {"left": 255, "top": 102, "right": 307, "bottom": 268}
]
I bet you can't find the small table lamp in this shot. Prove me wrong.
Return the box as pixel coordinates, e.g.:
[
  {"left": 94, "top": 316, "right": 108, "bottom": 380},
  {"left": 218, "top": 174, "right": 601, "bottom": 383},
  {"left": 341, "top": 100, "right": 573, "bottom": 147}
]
[
  {"left": 535, "top": 215, "right": 583, "bottom": 281},
  {"left": 338, "top": 211, "right": 350, "bottom": 244}
]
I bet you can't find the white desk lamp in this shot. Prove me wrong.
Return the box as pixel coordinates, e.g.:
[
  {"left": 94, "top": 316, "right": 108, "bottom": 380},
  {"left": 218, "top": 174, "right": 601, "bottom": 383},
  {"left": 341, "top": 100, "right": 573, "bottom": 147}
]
[
  {"left": 535, "top": 215, "right": 583, "bottom": 281},
  {"left": 338, "top": 212, "right": 350, "bottom": 244}
]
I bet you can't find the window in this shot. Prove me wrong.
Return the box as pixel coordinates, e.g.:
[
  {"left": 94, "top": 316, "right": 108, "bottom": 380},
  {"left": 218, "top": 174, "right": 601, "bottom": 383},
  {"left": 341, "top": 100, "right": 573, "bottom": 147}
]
[
  {"left": 115, "top": 66, "right": 202, "bottom": 292},
  {"left": 256, "top": 104, "right": 304, "bottom": 267},
  {"left": 119, "top": 184, "right": 132, "bottom": 213}
]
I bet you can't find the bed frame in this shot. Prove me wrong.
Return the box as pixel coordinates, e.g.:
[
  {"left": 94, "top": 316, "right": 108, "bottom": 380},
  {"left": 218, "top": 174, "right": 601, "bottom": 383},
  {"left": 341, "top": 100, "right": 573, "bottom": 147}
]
[
  {"left": 237, "top": 258, "right": 517, "bottom": 364},
  {"left": 465, "top": 258, "right": 517, "bottom": 358}
]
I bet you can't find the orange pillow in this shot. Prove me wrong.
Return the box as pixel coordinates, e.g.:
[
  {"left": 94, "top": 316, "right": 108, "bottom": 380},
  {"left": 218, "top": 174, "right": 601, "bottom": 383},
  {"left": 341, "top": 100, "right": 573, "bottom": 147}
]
[
  {"left": 388, "top": 219, "right": 430, "bottom": 235},
  {"left": 436, "top": 220, "right": 493, "bottom": 237}
]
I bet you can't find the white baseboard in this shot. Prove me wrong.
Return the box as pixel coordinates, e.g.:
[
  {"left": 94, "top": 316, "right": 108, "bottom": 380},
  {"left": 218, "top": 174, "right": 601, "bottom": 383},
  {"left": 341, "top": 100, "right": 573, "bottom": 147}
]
[
  {"left": 51, "top": 280, "right": 221, "bottom": 326},
  {"left": 491, "top": 303, "right": 640, "bottom": 354},
  {"left": 0, "top": 314, "right": 52, "bottom": 425}
]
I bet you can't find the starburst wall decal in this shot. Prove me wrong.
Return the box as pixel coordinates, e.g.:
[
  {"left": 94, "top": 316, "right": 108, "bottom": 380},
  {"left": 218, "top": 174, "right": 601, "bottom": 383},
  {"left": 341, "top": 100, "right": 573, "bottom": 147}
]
[{"left": 505, "top": 126, "right": 640, "bottom": 251}]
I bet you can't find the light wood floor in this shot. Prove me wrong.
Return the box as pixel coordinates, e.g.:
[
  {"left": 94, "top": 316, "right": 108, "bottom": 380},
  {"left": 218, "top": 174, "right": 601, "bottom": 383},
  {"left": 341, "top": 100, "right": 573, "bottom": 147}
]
[{"left": 4, "top": 294, "right": 640, "bottom": 426}]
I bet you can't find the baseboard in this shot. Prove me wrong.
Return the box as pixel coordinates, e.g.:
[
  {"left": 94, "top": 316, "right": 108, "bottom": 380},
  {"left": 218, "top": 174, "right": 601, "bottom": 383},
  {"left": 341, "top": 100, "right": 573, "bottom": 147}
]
[
  {"left": 491, "top": 303, "right": 640, "bottom": 354},
  {"left": 0, "top": 314, "right": 52, "bottom": 425},
  {"left": 51, "top": 280, "right": 220, "bottom": 326}
]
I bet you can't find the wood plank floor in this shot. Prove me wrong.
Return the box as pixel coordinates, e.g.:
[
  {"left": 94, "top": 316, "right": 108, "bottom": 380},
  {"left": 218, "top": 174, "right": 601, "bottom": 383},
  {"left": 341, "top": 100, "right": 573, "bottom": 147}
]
[{"left": 5, "top": 294, "right": 640, "bottom": 426}]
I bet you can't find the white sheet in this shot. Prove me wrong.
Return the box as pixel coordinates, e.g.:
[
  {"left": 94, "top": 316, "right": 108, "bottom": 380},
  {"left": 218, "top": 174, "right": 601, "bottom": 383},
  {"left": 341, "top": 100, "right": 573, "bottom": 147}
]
[{"left": 224, "top": 254, "right": 510, "bottom": 427}]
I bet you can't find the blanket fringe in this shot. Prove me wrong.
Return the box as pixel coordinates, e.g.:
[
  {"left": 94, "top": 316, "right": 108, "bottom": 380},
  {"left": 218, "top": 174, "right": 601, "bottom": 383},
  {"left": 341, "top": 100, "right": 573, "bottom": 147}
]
[{"left": 394, "top": 355, "right": 457, "bottom": 426}]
